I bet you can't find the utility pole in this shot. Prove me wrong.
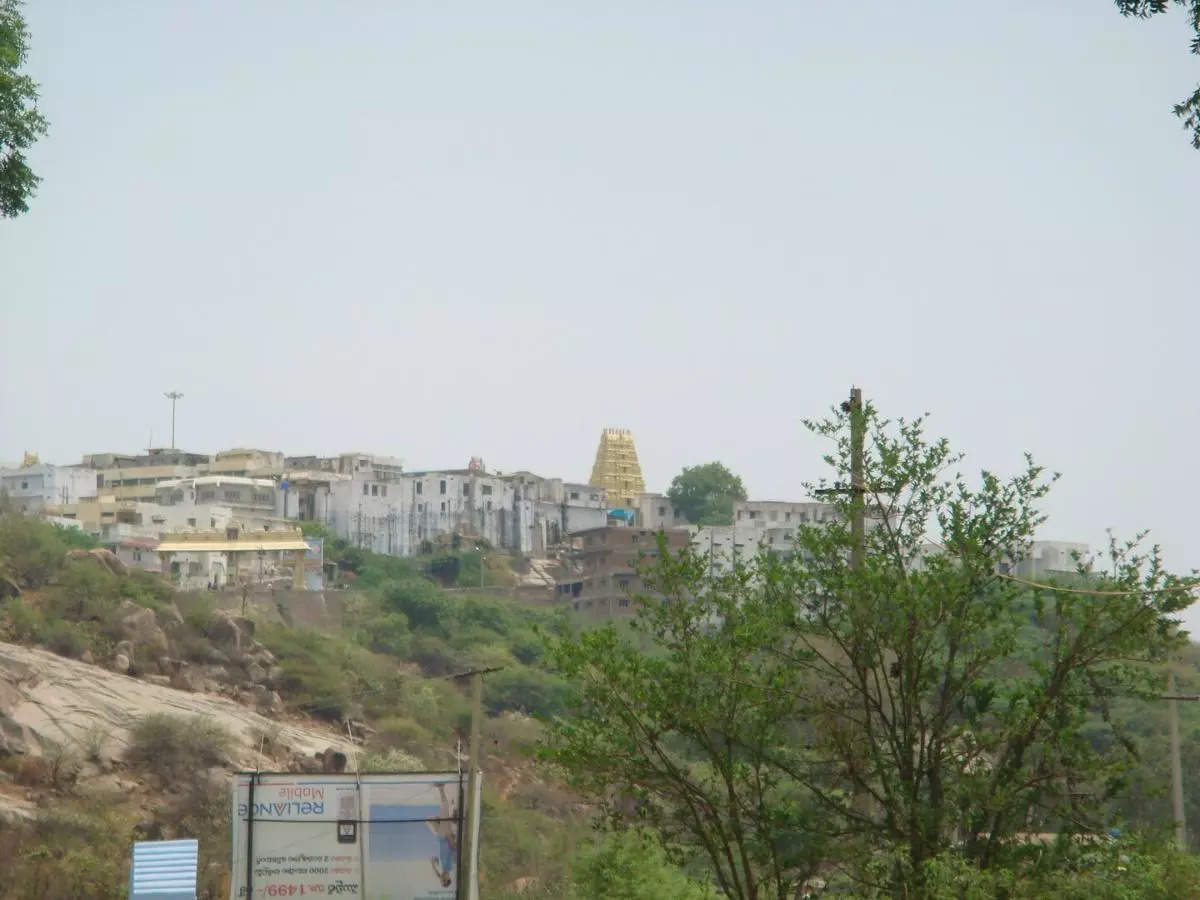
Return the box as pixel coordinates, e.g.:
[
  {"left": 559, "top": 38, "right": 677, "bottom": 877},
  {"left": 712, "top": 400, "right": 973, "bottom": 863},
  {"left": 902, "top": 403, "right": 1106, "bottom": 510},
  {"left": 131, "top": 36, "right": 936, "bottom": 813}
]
[
  {"left": 460, "top": 669, "right": 488, "bottom": 900},
  {"left": 163, "top": 391, "right": 183, "bottom": 449},
  {"left": 847, "top": 386, "right": 866, "bottom": 572},
  {"left": 1170, "top": 669, "right": 1187, "bottom": 850}
]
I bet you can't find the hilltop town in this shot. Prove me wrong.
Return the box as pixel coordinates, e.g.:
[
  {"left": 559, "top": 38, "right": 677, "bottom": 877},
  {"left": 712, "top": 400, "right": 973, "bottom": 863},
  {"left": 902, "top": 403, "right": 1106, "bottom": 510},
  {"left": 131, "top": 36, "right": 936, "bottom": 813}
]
[{"left": 1, "top": 428, "right": 1087, "bottom": 619}]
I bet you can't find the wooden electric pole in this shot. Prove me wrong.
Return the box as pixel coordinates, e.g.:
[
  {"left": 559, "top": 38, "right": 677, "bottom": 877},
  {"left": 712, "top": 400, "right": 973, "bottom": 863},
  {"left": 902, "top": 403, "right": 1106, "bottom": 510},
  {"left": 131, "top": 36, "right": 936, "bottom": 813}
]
[
  {"left": 1169, "top": 669, "right": 1187, "bottom": 850},
  {"left": 454, "top": 666, "right": 501, "bottom": 900},
  {"left": 848, "top": 387, "right": 865, "bottom": 573}
]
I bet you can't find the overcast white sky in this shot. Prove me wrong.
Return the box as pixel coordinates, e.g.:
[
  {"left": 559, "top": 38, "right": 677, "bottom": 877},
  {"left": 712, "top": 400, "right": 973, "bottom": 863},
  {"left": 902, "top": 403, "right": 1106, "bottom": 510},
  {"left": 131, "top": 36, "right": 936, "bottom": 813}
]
[{"left": 2, "top": 2, "right": 1198, "bottom": 621}]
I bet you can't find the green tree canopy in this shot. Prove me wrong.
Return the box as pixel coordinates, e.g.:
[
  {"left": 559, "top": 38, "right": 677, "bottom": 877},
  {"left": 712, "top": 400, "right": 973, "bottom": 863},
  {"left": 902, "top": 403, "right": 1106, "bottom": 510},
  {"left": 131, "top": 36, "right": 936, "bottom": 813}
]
[
  {"left": 544, "top": 403, "right": 1196, "bottom": 898},
  {"left": 1116, "top": 0, "right": 1200, "bottom": 149},
  {"left": 666, "top": 461, "right": 747, "bottom": 526},
  {"left": 0, "top": 0, "right": 48, "bottom": 217}
]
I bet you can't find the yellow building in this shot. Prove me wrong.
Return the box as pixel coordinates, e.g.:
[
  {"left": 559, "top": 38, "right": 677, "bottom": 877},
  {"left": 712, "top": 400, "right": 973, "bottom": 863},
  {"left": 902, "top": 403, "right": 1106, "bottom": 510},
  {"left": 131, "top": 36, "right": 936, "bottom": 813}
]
[{"left": 588, "top": 428, "right": 646, "bottom": 509}]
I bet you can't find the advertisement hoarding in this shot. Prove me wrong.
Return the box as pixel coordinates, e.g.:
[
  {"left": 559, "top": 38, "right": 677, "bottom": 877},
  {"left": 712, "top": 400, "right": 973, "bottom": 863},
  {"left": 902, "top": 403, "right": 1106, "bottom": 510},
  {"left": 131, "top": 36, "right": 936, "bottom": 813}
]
[{"left": 231, "top": 772, "right": 476, "bottom": 900}]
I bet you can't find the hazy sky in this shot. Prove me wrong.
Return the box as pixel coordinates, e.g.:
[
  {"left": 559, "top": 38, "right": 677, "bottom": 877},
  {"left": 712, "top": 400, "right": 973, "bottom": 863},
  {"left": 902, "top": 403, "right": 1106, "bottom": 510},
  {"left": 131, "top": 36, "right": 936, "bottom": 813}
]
[{"left": 3, "top": 3, "right": 1198, "bottom": 618}]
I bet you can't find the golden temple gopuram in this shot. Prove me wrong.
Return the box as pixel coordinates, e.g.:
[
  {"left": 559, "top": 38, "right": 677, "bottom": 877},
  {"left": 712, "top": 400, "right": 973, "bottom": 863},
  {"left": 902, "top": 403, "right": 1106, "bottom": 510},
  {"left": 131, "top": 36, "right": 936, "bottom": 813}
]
[{"left": 588, "top": 427, "right": 645, "bottom": 509}]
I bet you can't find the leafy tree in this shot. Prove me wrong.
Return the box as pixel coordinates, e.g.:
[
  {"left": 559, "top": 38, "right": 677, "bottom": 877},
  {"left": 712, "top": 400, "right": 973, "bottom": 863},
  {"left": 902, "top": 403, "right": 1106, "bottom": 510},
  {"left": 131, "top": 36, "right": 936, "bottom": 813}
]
[
  {"left": 568, "top": 830, "right": 720, "bottom": 900},
  {"left": 545, "top": 402, "right": 1196, "bottom": 897},
  {"left": 0, "top": 0, "right": 48, "bottom": 218},
  {"left": 542, "top": 549, "right": 826, "bottom": 899},
  {"left": 666, "top": 462, "right": 747, "bottom": 526},
  {"left": 783, "top": 403, "right": 1194, "bottom": 892},
  {"left": 1116, "top": 1, "right": 1200, "bottom": 150}
]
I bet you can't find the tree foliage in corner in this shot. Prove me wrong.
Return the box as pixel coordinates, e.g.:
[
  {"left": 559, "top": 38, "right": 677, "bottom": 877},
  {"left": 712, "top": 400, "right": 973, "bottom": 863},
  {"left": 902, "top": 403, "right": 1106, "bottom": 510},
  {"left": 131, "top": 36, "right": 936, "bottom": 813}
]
[
  {"left": 666, "top": 461, "right": 747, "bottom": 526},
  {"left": 0, "top": 0, "right": 48, "bottom": 218},
  {"left": 543, "top": 402, "right": 1197, "bottom": 898},
  {"left": 1117, "top": 0, "right": 1200, "bottom": 149}
]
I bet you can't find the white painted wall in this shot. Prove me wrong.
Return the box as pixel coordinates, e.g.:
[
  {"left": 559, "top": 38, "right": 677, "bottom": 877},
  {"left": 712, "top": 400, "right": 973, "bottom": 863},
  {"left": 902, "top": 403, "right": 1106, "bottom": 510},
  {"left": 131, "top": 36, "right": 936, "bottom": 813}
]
[{"left": 1, "top": 464, "right": 97, "bottom": 513}]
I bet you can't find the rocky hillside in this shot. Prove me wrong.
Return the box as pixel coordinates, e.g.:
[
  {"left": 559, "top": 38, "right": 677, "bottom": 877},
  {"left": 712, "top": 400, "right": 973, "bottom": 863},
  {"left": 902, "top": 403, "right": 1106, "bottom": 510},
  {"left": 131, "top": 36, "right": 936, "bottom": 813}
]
[{"left": 0, "top": 510, "right": 580, "bottom": 898}]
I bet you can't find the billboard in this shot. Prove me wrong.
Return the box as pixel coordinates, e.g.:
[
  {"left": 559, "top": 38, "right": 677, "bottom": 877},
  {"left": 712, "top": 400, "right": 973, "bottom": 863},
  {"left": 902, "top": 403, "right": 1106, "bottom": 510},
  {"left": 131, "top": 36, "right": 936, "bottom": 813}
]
[{"left": 231, "top": 772, "right": 476, "bottom": 900}]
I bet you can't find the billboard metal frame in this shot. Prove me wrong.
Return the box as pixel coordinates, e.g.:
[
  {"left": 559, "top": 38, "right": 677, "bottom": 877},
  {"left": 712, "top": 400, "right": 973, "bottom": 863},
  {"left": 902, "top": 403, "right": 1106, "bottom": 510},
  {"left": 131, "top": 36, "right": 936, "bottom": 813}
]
[{"left": 232, "top": 770, "right": 472, "bottom": 900}]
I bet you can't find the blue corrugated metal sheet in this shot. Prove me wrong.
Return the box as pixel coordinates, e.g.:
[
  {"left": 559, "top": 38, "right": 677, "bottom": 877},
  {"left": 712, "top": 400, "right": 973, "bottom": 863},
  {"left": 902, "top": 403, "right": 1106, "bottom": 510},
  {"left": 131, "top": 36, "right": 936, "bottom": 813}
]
[
  {"left": 607, "top": 508, "right": 635, "bottom": 523},
  {"left": 129, "top": 839, "right": 198, "bottom": 899}
]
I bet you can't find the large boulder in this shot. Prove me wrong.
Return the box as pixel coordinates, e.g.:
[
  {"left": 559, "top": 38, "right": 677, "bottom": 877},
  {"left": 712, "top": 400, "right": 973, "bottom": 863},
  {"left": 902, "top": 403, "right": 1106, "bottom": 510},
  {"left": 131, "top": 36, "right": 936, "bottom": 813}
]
[
  {"left": 64, "top": 548, "right": 128, "bottom": 577},
  {"left": 90, "top": 548, "right": 128, "bottom": 577},
  {"left": 116, "top": 601, "right": 168, "bottom": 654},
  {"left": 206, "top": 612, "right": 244, "bottom": 656}
]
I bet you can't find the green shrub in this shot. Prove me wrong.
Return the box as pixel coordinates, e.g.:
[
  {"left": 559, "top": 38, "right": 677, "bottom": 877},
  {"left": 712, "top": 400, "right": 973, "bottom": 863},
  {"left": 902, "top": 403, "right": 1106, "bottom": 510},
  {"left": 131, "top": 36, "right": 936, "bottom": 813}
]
[
  {"left": 51, "top": 524, "right": 97, "bottom": 550},
  {"left": 381, "top": 577, "right": 447, "bottom": 632},
  {"left": 41, "top": 620, "right": 90, "bottom": 659},
  {"left": 257, "top": 624, "right": 396, "bottom": 721},
  {"left": 0, "top": 511, "right": 67, "bottom": 588},
  {"left": 359, "top": 747, "right": 424, "bottom": 772},
  {"left": 509, "top": 629, "right": 544, "bottom": 665},
  {"left": 410, "top": 633, "right": 461, "bottom": 674},
  {"left": 127, "top": 713, "right": 232, "bottom": 782},
  {"left": 175, "top": 592, "right": 217, "bottom": 632},
  {"left": 1, "top": 800, "right": 132, "bottom": 900},
  {"left": 44, "top": 563, "right": 120, "bottom": 622},
  {"left": 485, "top": 667, "right": 572, "bottom": 719},
  {"left": 358, "top": 611, "right": 412, "bottom": 657},
  {"left": 1, "top": 596, "right": 46, "bottom": 642},
  {"left": 373, "top": 715, "right": 435, "bottom": 750},
  {"left": 566, "top": 830, "right": 719, "bottom": 900}
]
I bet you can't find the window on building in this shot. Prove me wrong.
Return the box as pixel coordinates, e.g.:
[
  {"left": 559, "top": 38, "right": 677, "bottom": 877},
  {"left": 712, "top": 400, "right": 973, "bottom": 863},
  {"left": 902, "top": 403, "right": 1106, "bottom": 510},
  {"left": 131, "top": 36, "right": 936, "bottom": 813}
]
[
  {"left": 224, "top": 490, "right": 240, "bottom": 502},
  {"left": 371, "top": 484, "right": 378, "bottom": 496},
  {"left": 486, "top": 500, "right": 492, "bottom": 511},
  {"left": 187, "top": 518, "right": 196, "bottom": 527},
  {"left": 748, "top": 511, "right": 757, "bottom": 520},
  {"left": 737, "top": 510, "right": 743, "bottom": 520},
  {"left": 619, "top": 596, "right": 631, "bottom": 608},
  {"left": 416, "top": 481, "right": 423, "bottom": 495},
  {"left": 226, "top": 527, "right": 239, "bottom": 539},
  {"left": 462, "top": 483, "right": 471, "bottom": 496},
  {"left": 363, "top": 484, "right": 369, "bottom": 496},
  {"left": 209, "top": 518, "right": 216, "bottom": 528},
  {"left": 133, "top": 550, "right": 142, "bottom": 562},
  {"left": 657, "top": 506, "right": 666, "bottom": 517},
  {"left": 20, "top": 481, "right": 27, "bottom": 490},
  {"left": 590, "top": 493, "right": 599, "bottom": 501},
  {"left": 417, "top": 503, "right": 424, "bottom": 512},
  {"left": 381, "top": 485, "right": 387, "bottom": 497},
  {"left": 439, "top": 480, "right": 446, "bottom": 494},
  {"left": 569, "top": 491, "right": 579, "bottom": 500},
  {"left": 481, "top": 485, "right": 492, "bottom": 495},
  {"left": 769, "top": 510, "right": 777, "bottom": 521},
  {"left": 785, "top": 512, "right": 791, "bottom": 521},
  {"left": 440, "top": 501, "right": 446, "bottom": 512},
  {"left": 188, "top": 561, "right": 201, "bottom": 576}
]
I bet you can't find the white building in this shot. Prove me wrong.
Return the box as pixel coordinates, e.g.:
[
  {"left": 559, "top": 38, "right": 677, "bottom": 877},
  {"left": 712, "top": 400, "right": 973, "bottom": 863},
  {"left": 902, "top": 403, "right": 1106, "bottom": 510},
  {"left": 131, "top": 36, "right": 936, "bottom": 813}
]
[
  {"left": 1, "top": 463, "right": 98, "bottom": 513},
  {"left": 734, "top": 500, "right": 836, "bottom": 527},
  {"left": 287, "top": 453, "right": 614, "bottom": 558},
  {"left": 635, "top": 492, "right": 689, "bottom": 531},
  {"left": 1008, "top": 541, "right": 1090, "bottom": 579}
]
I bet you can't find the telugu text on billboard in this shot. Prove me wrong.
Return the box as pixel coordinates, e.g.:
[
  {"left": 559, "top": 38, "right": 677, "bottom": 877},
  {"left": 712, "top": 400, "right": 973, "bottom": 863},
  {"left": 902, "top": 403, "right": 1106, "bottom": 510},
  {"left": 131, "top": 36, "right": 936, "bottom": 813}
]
[{"left": 230, "top": 772, "right": 468, "bottom": 900}]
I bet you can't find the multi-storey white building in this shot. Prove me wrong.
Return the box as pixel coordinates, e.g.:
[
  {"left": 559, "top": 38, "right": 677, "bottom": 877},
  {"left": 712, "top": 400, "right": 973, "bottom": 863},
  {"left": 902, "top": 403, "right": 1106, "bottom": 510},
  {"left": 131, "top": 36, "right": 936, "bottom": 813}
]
[{"left": 0, "top": 463, "right": 98, "bottom": 513}]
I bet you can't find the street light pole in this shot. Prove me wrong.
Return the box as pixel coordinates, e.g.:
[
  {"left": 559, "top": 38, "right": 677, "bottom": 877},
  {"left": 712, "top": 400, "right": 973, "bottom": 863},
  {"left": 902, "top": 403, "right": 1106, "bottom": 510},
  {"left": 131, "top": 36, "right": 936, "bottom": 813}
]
[{"left": 164, "top": 391, "right": 183, "bottom": 449}]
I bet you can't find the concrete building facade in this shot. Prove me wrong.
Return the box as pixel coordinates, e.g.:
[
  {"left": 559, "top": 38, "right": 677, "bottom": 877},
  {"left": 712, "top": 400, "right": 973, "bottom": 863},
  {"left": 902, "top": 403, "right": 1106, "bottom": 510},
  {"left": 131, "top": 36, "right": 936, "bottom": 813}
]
[
  {"left": 85, "top": 449, "right": 209, "bottom": 502},
  {"left": 0, "top": 463, "right": 98, "bottom": 513},
  {"left": 635, "top": 492, "right": 689, "bottom": 531},
  {"left": 555, "top": 525, "right": 692, "bottom": 617}
]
